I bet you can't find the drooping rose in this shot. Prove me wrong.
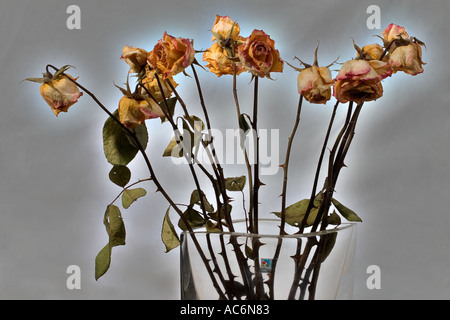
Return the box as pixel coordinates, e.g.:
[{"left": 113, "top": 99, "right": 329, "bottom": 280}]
[
  {"left": 40, "top": 74, "right": 83, "bottom": 116},
  {"left": 203, "top": 42, "right": 245, "bottom": 77},
  {"left": 237, "top": 29, "right": 283, "bottom": 78},
  {"left": 382, "top": 23, "right": 409, "bottom": 43},
  {"left": 388, "top": 42, "right": 425, "bottom": 75},
  {"left": 211, "top": 15, "right": 240, "bottom": 44},
  {"left": 333, "top": 59, "right": 392, "bottom": 104},
  {"left": 140, "top": 66, "right": 178, "bottom": 102},
  {"left": 147, "top": 32, "right": 195, "bottom": 79},
  {"left": 120, "top": 46, "right": 148, "bottom": 73},
  {"left": 358, "top": 43, "right": 385, "bottom": 61},
  {"left": 118, "top": 96, "right": 165, "bottom": 129},
  {"left": 297, "top": 66, "right": 334, "bottom": 104}
]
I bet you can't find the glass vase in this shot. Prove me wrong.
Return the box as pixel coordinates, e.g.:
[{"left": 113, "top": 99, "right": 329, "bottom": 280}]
[{"left": 180, "top": 219, "right": 357, "bottom": 300}]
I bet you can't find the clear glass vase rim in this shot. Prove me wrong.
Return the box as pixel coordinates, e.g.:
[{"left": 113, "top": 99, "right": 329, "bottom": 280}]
[{"left": 181, "top": 219, "right": 357, "bottom": 239}]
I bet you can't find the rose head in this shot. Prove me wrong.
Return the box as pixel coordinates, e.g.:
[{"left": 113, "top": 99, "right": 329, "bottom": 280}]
[
  {"left": 211, "top": 15, "right": 240, "bottom": 44},
  {"left": 358, "top": 43, "right": 385, "bottom": 61},
  {"left": 40, "top": 74, "right": 83, "bottom": 116},
  {"left": 388, "top": 42, "right": 425, "bottom": 75},
  {"left": 203, "top": 42, "right": 245, "bottom": 77},
  {"left": 147, "top": 32, "right": 195, "bottom": 79},
  {"left": 297, "top": 66, "right": 334, "bottom": 104},
  {"left": 120, "top": 46, "right": 148, "bottom": 74},
  {"left": 118, "top": 96, "right": 164, "bottom": 129},
  {"left": 382, "top": 23, "right": 409, "bottom": 43},
  {"left": 238, "top": 29, "right": 283, "bottom": 78},
  {"left": 333, "top": 59, "right": 392, "bottom": 104}
]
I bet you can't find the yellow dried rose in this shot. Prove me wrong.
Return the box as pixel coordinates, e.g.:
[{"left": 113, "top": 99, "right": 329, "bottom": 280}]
[
  {"left": 147, "top": 32, "right": 195, "bottom": 79},
  {"left": 211, "top": 15, "right": 240, "bottom": 44},
  {"left": 358, "top": 43, "right": 385, "bottom": 61},
  {"left": 120, "top": 46, "right": 148, "bottom": 73},
  {"left": 388, "top": 42, "right": 425, "bottom": 75},
  {"left": 203, "top": 42, "right": 245, "bottom": 77},
  {"left": 237, "top": 29, "right": 283, "bottom": 78},
  {"left": 297, "top": 66, "right": 334, "bottom": 104},
  {"left": 118, "top": 96, "right": 165, "bottom": 129},
  {"left": 39, "top": 74, "right": 83, "bottom": 116}
]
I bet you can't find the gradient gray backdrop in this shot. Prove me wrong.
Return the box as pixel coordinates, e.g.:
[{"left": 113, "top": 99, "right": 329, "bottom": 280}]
[{"left": 2, "top": 0, "right": 449, "bottom": 299}]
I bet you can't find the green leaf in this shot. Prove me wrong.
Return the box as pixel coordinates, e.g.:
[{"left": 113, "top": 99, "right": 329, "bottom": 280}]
[
  {"left": 328, "top": 210, "right": 342, "bottom": 225},
  {"left": 331, "top": 198, "right": 362, "bottom": 222},
  {"left": 95, "top": 243, "right": 111, "bottom": 281},
  {"left": 239, "top": 113, "right": 251, "bottom": 133},
  {"left": 163, "top": 136, "right": 184, "bottom": 158},
  {"left": 205, "top": 220, "right": 222, "bottom": 233},
  {"left": 190, "top": 190, "right": 214, "bottom": 213},
  {"left": 108, "top": 165, "right": 131, "bottom": 187},
  {"left": 102, "top": 110, "right": 148, "bottom": 166},
  {"left": 178, "top": 206, "right": 205, "bottom": 231},
  {"left": 319, "top": 232, "right": 338, "bottom": 263},
  {"left": 272, "top": 199, "right": 318, "bottom": 227},
  {"left": 159, "top": 97, "right": 177, "bottom": 123},
  {"left": 224, "top": 176, "right": 247, "bottom": 191},
  {"left": 161, "top": 207, "right": 180, "bottom": 252},
  {"left": 103, "top": 204, "right": 126, "bottom": 247},
  {"left": 122, "top": 188, "right": 147, "bottom": 209}
]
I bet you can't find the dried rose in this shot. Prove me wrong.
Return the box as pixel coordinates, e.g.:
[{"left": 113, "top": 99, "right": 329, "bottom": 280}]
[
  {"left": 358, "top": 43, "right": 385, "bottom": 61},
  {"left": 237, "top": 29, "right": 283, "bottom": 78},
  {"left": 203, "top": 42, "right": 245, "bottom": 77},
  {"left": 118, "top": 96, "right": 164, "bottom": 129},
  {"left": 297, "top": 66, "right": 334, "bottom": 104},
  {"left": 333, "top": 59, "right": 391, "bottom": 104},
  {"left": 39, "top": 74, "right": 83, "bottom": 116},
  {"left": 147, "top": 32, "right": 195, "bottom": 79},
  {"left": 120, "top": 46, "right": 148, "bottom": 73},
  {"left": 382, "top": 23, "right": 409, "bottom": 43},
  {"left": 211, "top": 15, "right": 240, "bottom": 44},
  {"left": 388, "top": 42, "right": 425, "bottom": 75}
]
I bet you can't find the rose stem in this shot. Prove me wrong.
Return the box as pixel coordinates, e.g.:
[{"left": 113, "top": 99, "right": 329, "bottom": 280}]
[
  {"left": 279, "top": 94, "right": 304, "bottom": 235},
  {"left": 231, "top": 43, "right": 253, "bottom": 233},
  {"left": 190, "top": 64, "right": 233, "bottom": 231},
  {"left": 298, "top": 100, "right": 340, "bottom": 233}
]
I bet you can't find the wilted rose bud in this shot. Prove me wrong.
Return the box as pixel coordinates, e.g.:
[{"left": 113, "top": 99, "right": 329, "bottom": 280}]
[
  {"left": 118, "top": 96, "right": 165, "bottom": 129},
  {"left": 297, "top": 66, "right": 334, "bottom": 104},
  {"left": 121, "top": 46, "right": 148, "bottom": 73},
  {"left": 147, "top": 32, "right": 195, "bottom": 79},
  {"left": 388, "top": 42, "right": 425, "bottom": 75},
  {"left": 39, "top": 74, "right": 83, "bottom": 116},
  {"left": 382, "top": 23, "right": 409, "bottom": 43},
  {"left": 358, "top": 43, "right": 385, "bottom": 61},
  {"left": 333, "top": 59, "right": 392, "bottom": 104},
  {"left": 237, "top": 29, "right": 283, "bottom": 78},
  {"left": 211, "top": 15, "right": 240, "bottom": 44},
  {"left": 203, "top": 42, "right": 245, "bottom": 77}
]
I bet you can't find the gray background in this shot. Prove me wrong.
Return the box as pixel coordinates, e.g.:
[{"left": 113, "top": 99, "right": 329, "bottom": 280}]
[{"left": 1, "top": 0, "right": 449, "bottom": 299}]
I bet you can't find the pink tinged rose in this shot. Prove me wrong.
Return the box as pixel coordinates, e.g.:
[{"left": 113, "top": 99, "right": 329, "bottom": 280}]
[
  {"left": 333, "top": 59, "right": 392, "bottom": 105},
  {"left": 238, "top": 29, "right": 283, "bottom": 78},
  {"left": 297, "top": 66, "right": 334, "bottom": 104},
  {"left": 148, "top": 32, "right": 195, "bottom": 79},
  {"left": 40, "top": 74, "right": 83, "bottom": 116},
  {"left": 382, "top": 23, "right": 409, "bottom": 42},
  {"left": 388, "top": 43, "right": 425, "bottom": 75},
  {"left": 211, "top": 15, "right": 240, "bottom": 43}
]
